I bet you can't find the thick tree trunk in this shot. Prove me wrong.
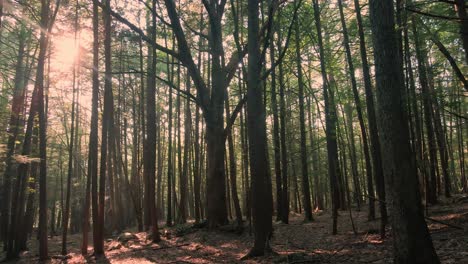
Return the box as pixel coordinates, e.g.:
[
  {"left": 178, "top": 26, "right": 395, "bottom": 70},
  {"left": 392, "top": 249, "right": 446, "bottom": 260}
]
[
  {"left": 244, "top": 0, "right": 272, "bottom": 256},
  {"left": 368, "top": 1, "right": 439, "bottom": 263},
  {"left": 205, "top": 119, "right": 228, "bottom": 228}
]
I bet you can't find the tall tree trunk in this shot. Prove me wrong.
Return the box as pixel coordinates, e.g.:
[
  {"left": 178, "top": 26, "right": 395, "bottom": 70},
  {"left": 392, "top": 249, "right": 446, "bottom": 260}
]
[
  {"left": 368, "top": 1, "right": 439, "bottom": 263},
  {"left": 193, "top": 104, "right": 202, "bottom": 223},
  {"left": 225, "top": 90, "right": 243, "bottom": 227},
  {"left": 180, "top": 73, "right": 191, "bottom": 224},
  {"left": 37, "top": 0, "right": 51, "bottom": 260},
  {"left": 95, "top": 0, "right": 114, "bottom": 255},
  {"left": 90, "top": 0, "right": 101, "bottom": 255},
  {"left": 337, "top": 0, "right": 366, "bottom": 212},
  {"left": 270, "top": 21, "right": 282, "bottom": 223},
  {"left": 166, "top": 55, "right": 174, "bottom": 227},
  {"left": 294, "top": 7, "right": 313, "bottom": 221},
  {"left": 412, "top": 21, "right": 438, "bottom": 205},
  {"left": 244, "top": 0, "right": 272, "bottom": 256},
  {"left": 2, "top": 27, "right": 27, "bottom": 256},
  {"left": 62, "top": 6, "right": 79, "bottom": 250},
  {"left": 144, "top": 0, "right": 161, "bottom": 242},
  {"left": 313, "top": 0, "right": 339, "bottom": 234},
  {"left": 277, "top": 16, "right": 289, "bottom": 224},
  {"left": 353, "top": 0, "right": 381, "bottom": 221}
]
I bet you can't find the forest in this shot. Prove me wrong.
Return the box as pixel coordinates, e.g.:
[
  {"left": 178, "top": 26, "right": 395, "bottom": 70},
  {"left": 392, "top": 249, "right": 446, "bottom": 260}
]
[{"left": 0, "top": 0, "right": 467, "bottom": 263}]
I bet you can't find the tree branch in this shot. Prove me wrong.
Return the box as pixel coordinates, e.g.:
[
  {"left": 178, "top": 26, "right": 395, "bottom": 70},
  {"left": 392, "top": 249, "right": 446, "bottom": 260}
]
[
  {"left": 224, "top": 95, "right": 247, "bottom": 138},
  {"left": 93, "top": 0, "right": 180, "bottom": 59}
]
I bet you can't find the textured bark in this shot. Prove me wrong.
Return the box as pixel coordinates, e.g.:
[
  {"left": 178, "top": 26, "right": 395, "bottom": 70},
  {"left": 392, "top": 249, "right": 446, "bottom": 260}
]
[
  {"left": 244, "top": 0, "right": 272, "bottom": 256},
  {"left": 144, "top": 0, "right": 161, "bottom": 242},
  {"left": 369, "top": 1, "right": 439, "bottom": 263}
]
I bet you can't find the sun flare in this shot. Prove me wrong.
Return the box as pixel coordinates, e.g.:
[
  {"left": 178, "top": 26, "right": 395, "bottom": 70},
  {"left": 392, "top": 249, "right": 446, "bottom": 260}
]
[{"left": 53, "top": 36, "right": 80, "bottom": 67}]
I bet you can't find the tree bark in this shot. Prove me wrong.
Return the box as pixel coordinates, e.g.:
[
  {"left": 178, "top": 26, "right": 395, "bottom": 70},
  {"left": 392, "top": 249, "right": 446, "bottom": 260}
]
[
  {"left": 368, "top": 1, "right": 439, "bottom": 263},
  {"left": 412, "top": 20, "right": 438, "bottom": 204},
  {"left": 144, "top": 0, "right": 161, "bottom": 242},
  {"left": 313, "top": 0, "right": 339, "bottom": 234},
  {"left": 294, "top": 7, "right": 313, "bottom": 221},
  {"left": 37, "top": 0, "right": 50, "bottom": 260},
  {"left": 244, "top": 0, "right": 272, "bottom": 256}
]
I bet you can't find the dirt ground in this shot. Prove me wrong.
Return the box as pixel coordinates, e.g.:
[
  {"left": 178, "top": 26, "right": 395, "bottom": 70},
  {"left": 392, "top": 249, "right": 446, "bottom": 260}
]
[{"left": 3, "top": 196, "right": 468, "bottom": 263}]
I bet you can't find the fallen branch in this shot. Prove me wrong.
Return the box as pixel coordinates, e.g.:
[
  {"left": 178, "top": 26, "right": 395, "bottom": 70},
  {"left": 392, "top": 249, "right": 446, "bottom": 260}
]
[
  {"left": 352, "top": 191, "right": 466, "bottom": 231},
  {"left": 425, "top": 217, "right": 465, "bottom": 230},
  {"left": 124, "top": 243, "right": 191, "bottom": 254}
]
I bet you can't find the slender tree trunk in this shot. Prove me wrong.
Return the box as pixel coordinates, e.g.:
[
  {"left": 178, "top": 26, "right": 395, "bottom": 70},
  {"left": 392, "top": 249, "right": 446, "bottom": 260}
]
[
  {"left": 353, "top": 0, "right": 379, "bottom": 221},
  {"left": 2, "top": 27, "right": 27, "bottom": 256},
  {"left": 313, "top": 0, "right": 339, "bottom": 234},
  {"left": 166, "top": 56, "right": 174, "bottom": 227},
  {"left": 37, "top": 0, "right": 51, "bottom": 259},
  {"left": 90, "top": 0, "right": 101, "bottom": 255},
  {"left": 225, "top": 90, "right": 243, "bottom": 227},
  {"left": 62, "top": 9, "right": 79, "bottom": 251},
  {"left": 277, "top": 18, "right": 289, "bottom": 224},
  {"left": 95, "top": 0, "right": 114, "bottom": 255},
  {"left": 269, "top": 21, "right": 282, "bottom": 223},
  {"left": 337, "top": 0, "right": 366, "bottom": 212},
  {"left": 180, "top": 73, "right": 191, "bottom": 224},
  {"left": 413, "top": 21, "right": 438, "bottom": 204},
  {"left": 193, "top": 104, "right": 201, "bottom": 223},
  {"left": 144, "top": 0, "right": 161, "bottom": 242},
  {"left": 294, "top": 8, "right": 313, "bottom": 221}
]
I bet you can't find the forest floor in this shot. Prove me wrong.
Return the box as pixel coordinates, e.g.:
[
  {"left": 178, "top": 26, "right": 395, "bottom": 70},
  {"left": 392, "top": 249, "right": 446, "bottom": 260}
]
[{"left": 3, "top": 195, "right": 468, "bottom": 264}]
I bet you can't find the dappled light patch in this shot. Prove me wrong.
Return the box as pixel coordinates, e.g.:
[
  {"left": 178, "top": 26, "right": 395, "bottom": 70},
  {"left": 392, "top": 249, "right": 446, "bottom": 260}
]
[{"left": 3, "top": 201, "right": 467, "bottom": 263}]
